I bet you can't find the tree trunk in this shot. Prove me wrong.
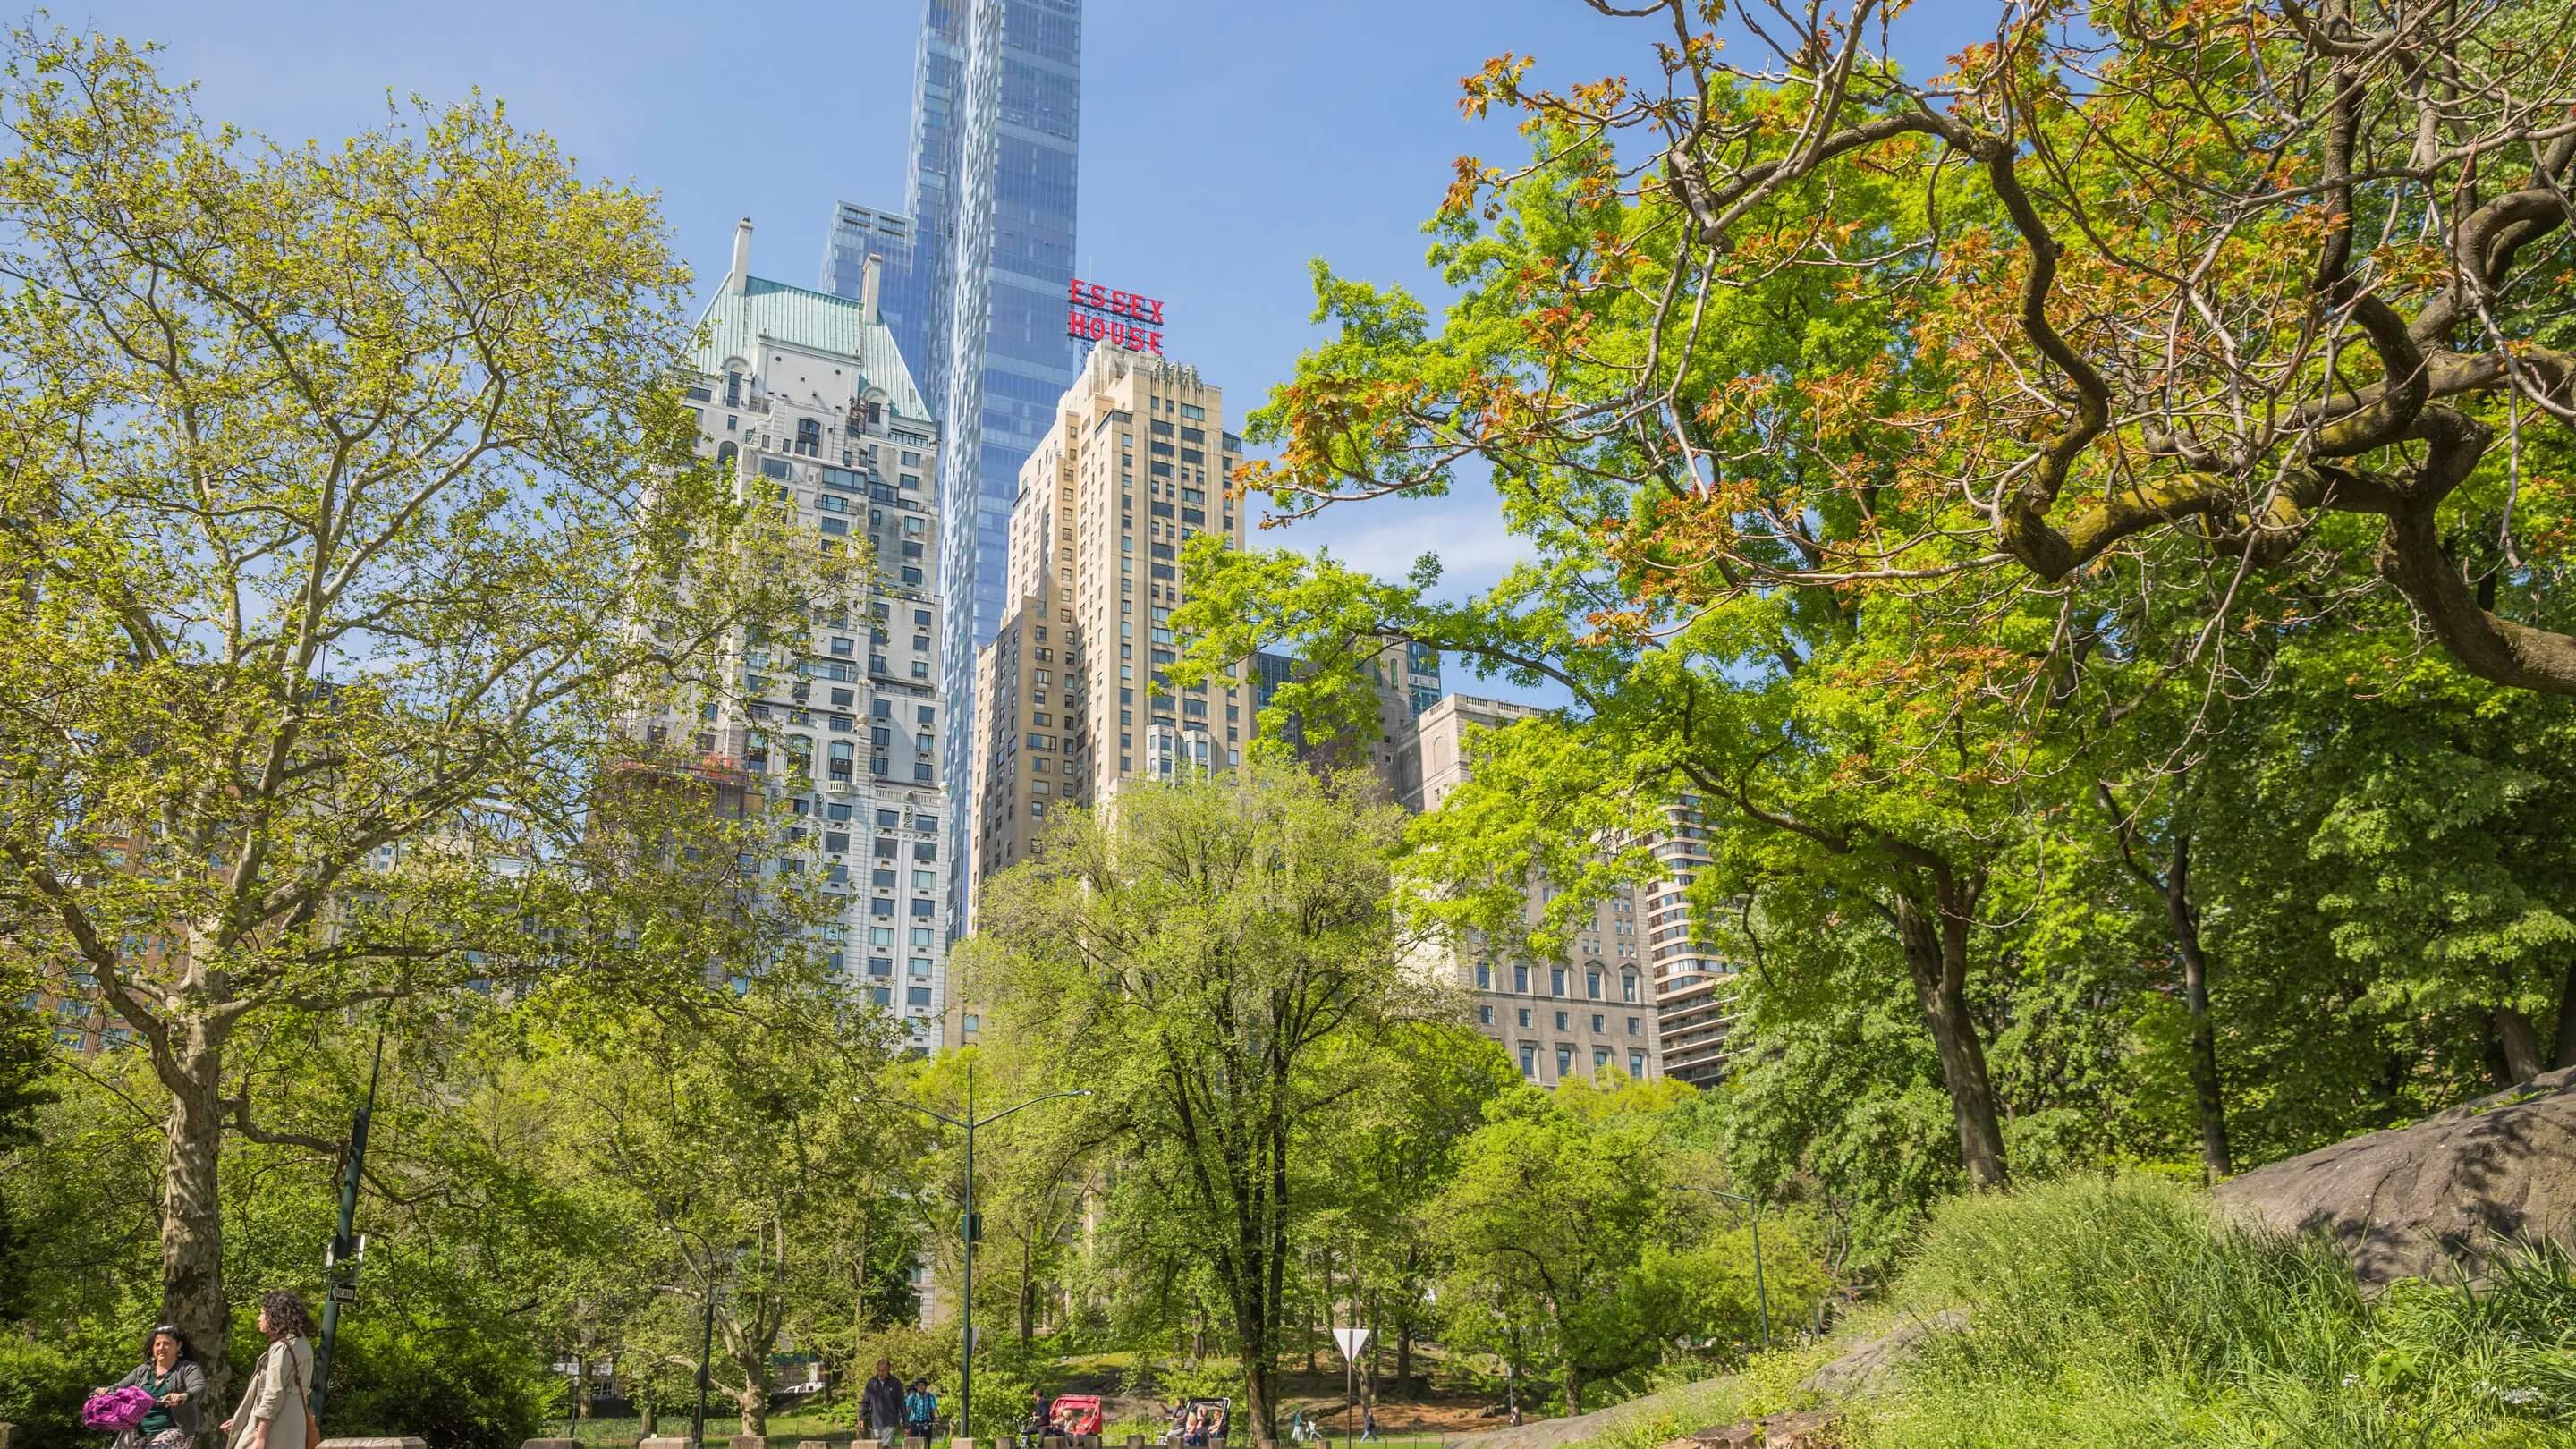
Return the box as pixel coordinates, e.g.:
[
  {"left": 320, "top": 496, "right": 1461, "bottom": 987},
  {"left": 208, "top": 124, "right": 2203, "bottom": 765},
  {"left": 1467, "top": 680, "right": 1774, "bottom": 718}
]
[
  {"left": 1890, "top": 888, "right": 2009, "bottom": 1189},
  {"left": 1363, "top": 1292, "right": 1378, "bottom": 1410},
  {"left": 2497, "top": 1005, "right": 2545, "bottom": 1085},
  {"left": 1234, "top": 1287, "right": 1277, "bottom": 1449},
  {"left": 1563, "top": 1359, "right": 1581, "bottom": 1418},
  {"left": 1394, "top": 1310, "right": 1411, "bottom": 1397},
  {"left": 158, "top": 1019, "right": 234, "bottom": 1405},
  {"left": 1018, "top": 1235, "right": 1035, "bottom": 1347},
  {"left": 734, "top": 1347, "right": 769, "bottom": 1436},
  {"left": 2555, "top": 959, "right": 2576, "bottom": 1071},
  {"left": 2159, "top": 837, "right": 2233, "bottom": 1180}
]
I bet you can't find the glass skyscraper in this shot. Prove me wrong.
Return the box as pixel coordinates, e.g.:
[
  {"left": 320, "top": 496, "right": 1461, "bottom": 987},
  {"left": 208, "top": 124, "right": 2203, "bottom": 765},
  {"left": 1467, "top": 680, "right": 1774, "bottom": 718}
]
[{"left": 825, "top": 0, "right": 1080, "bottom": 936}]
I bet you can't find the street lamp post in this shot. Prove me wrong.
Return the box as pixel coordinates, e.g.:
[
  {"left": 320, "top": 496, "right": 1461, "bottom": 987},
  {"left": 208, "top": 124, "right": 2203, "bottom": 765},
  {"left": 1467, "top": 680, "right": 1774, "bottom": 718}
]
[
  {"left": 1685, "top": 1188, "right": 1770, "bottom": 1351},
  {"left": 312, "top": 1018, "right": 388, "bottom": 1419},
  {"left": 687, "top": 1242, "right": 741, "bottom": 1448},
  {"left": 891, "top": 1076, "right": 1089, "bottom": 1441}
]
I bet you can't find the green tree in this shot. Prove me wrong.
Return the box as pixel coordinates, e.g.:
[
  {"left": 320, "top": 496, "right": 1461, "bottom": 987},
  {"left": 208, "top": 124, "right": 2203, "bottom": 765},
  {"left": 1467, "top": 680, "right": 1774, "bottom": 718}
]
[
  {"left": 1432, "top": 1075, "right": 1821, "bottom": 1411},
  {"left": 0, "top": 979, "right": 53, "bottom": 1318},
  {"left": 1298, "top": 2, "right": 2576, "bottom": 696},
  {"left": 530, "top": 969, "right": 901, "bottom": 1436},
  {"left": 1320, "top": 1023, "right": 1515, "bottom": 1397},
  {"left": 0, "top": 28, "right": 835, "bottom": 1380},
  {"left": 957, "top": 766, "right": 1443, "bottom": 1441}
]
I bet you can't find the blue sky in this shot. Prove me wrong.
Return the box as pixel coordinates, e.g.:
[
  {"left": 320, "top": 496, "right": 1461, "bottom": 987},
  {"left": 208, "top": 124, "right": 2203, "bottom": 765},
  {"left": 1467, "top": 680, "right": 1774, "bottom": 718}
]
[{"left": 92, "top": 0, "right": 1991, "bottom": 704}]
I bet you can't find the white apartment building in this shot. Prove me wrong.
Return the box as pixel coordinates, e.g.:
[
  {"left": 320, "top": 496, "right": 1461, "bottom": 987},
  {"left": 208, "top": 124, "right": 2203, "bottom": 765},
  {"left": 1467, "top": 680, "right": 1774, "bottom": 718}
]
[{"left": 637, "top": 219, "right": 956, "bottom": 1052}]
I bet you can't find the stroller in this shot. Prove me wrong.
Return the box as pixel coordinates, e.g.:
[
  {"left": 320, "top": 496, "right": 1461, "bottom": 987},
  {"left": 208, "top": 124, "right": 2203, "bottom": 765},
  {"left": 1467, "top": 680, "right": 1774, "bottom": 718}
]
[{"left": 1177, "top": 1398, "right": 1229, "bottom": 1446}]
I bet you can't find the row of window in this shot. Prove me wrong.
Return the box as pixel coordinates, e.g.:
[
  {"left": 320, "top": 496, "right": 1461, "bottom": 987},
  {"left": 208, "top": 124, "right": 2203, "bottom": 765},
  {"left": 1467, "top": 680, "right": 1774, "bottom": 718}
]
[
  {"left": 1516, "top": 1042, "right": 1651, "bottom": 1080},
  {"left": 1473, "top": 962, "right": 1643, "bottom": 1002},
  {"left": 1481, "top": 1004, "right": 1647, "bottom": 1037}
]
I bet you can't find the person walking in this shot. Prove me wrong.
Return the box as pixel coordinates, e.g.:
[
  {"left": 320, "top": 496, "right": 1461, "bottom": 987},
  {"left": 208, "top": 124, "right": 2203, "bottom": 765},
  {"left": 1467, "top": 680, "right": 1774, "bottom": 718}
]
[
  {"left": 1358, "top": 1405, "right": 1376, "bottom": 1442},
  {"left": 903, "top": 1378, "right": 937, "bottom": 1441},
  {"left": 860, "top": 1359, "right": 906, "bottom": 1447},
  {"left": 220, "top": 1292, "right": 317, "bottom": 1449},
  {"left": 97, "top": 1325, "right": 208, "bottom": 1449}
]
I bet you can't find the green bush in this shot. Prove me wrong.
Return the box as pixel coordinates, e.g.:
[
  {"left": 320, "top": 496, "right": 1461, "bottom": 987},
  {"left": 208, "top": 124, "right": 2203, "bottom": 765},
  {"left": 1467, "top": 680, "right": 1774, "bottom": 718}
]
[
  {"left": 318, "top": 1317, "right": 553, "bottom": 1449},
  {"left": 0, "top": 1327, "right": 131, "bottom": 1449},
  {"left": 1844, "top": 1174, "right": 2576, "bottom": 1448}
]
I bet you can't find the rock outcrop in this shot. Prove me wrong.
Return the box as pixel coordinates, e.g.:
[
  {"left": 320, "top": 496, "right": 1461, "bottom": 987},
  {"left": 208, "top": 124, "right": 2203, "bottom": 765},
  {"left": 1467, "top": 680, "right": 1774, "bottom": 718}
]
[
  {"left": 1793, "top": 1310, "right": 1968, "bottom": 1399},
  {"left": 1654, "top": 1409, "right": 1835, "bottom": 1449},
  {"left": 2216, "top": 1064, "right": 2576, "bottom": 1284}
]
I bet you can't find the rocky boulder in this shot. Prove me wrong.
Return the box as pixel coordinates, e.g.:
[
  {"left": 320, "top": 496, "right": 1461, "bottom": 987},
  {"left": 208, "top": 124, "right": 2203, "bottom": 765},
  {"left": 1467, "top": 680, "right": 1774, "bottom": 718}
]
[
  {"left": 1794, "top": 1309, "right": 1968, "bottom": 1398},
  {"left": 1655, "top": 1409, "right": 1837, "bottom": 1448},
  {"left": 2216, "top": 1064, "right": 2576, "bottom": 1284}
]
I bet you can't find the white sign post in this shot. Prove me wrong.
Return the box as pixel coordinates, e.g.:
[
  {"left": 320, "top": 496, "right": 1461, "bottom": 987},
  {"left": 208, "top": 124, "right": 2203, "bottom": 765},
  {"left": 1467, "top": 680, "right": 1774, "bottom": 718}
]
[{"left": 1330, "top": 1328, "right": 1372, "bottom": 1449}]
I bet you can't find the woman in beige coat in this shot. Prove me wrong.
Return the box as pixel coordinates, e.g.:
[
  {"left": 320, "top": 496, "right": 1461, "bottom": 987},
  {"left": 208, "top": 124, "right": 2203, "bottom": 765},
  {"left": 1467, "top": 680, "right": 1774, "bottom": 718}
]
[{"left": 221, "top": 1292, "right": 318, "bottom": 1449}]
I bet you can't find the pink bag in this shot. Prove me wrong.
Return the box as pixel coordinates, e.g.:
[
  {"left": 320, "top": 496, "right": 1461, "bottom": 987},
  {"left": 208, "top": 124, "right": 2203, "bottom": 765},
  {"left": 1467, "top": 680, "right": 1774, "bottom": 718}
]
[{"left": 82, "top": 1385, "right": 157, "bottom": 1432}]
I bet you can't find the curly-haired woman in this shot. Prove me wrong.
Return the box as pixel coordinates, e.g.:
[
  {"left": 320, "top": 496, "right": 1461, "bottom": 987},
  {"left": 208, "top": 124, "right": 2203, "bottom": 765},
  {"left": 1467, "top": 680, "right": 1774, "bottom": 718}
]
[{"left": 220, "top": 1292, "right": 317, "bottom": 1449}]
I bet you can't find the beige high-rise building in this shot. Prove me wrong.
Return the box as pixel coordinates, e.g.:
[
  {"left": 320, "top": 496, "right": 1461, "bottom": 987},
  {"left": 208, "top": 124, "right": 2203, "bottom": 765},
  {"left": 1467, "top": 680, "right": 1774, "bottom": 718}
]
[
  {"left": 1648, "top": 795, "right": 1739, "bottom": 1085},
  {"left": 1401, "top": 694, "right": 1663, "bottom": 1086},
  {"left": 954, "top": 345, "right": 1256, "bottom": 1040}
]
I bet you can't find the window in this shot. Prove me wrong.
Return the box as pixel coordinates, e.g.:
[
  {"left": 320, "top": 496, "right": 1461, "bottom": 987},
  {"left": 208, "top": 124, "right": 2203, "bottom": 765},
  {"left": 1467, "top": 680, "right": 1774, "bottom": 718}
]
[
  {"left": 1623, "top": 973, "right": 1640, "bottom": 1003},
  {"left": 1473, "top": 963, "right": 1491, "bottom": 989},
  {"left": 906, "top": 986, "right": 932, "bottom": 1007},
  {"left": 1512, "top": 965, "right": 1530, "bottom": 993},
  {"left": 1477, "top": 1004, "right": 1493, "bottom": 1024},
  {"left": 1629, "top": 1049, "right": 1647, "bottom": 1078},
  {"left": 1590, "top": 1013, "right": 1605, "bottom": 1033},
  {"left": 1554, "top": 1011, "right": 1568, "bottom": 1030},
  {"left": 1594, "top": 1046, "right": 1613, "bottom": 1072},
  {"left": 1518, "top": 1043, "right": 1537, "bottom": 1078},
  {"left": 1626, "top": 1016, "right": 1640, "bottom": 1036},
  {"left": 1550, "top": 967, "right": 1568, "bottom": 996},
  {"left": 1515, "top": 1008, "right": 1531, "bottom": 1028},
  {"left": 1556, "top": 1045, "right": 1574, "bottom": 1078},
  {"left": 1587, "top": 971, "right": 1603, "bottom": 999}
]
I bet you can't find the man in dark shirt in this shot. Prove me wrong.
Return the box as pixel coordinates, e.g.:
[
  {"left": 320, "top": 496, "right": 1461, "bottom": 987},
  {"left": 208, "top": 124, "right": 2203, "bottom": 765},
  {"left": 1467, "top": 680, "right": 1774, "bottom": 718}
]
[{"left": 862, "top": 1359, "right": 906, "bottom": 1446}]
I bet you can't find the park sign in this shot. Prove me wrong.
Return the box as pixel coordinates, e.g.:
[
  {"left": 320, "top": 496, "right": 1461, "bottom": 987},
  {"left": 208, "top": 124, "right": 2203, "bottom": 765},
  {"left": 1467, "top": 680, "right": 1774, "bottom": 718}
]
[
  {"left": 1067, "top": 277, "right": 1164, "bottom": 354},
  {"left": 1331, "top": 1326, "right": 1370, "bottom": 1361}
]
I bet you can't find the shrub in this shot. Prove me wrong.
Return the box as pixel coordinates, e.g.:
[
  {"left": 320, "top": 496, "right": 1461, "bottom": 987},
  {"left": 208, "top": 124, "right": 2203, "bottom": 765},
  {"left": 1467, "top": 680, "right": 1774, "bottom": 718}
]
[
  {"left": 1845, "top": 1174, "right": 2576, "bottom": 1447},
  {"left": 319, "top": 1317, "right": 553, "bottom": 1449},
  {"left": 0, "top": 1328, "right": 130, "bottom": 1449}
]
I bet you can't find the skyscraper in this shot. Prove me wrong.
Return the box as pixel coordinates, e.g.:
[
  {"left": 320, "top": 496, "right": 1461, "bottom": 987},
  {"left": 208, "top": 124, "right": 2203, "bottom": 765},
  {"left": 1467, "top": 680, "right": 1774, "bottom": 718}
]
[
  {"left": 824, "top": 0, "right": 1083, "bottom": 936},
  {"left": 645, "top": 219, "right": 956, "bottom": 1055},
  {"left": 962, "top": 345, "right": 1250, "bottom": 920}
]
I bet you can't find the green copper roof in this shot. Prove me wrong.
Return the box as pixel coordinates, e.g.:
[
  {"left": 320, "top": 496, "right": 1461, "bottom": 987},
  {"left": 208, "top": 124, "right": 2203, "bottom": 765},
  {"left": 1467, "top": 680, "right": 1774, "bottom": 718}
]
[{"left": 692, "top": 276, "right": 931, "bottom": 424}]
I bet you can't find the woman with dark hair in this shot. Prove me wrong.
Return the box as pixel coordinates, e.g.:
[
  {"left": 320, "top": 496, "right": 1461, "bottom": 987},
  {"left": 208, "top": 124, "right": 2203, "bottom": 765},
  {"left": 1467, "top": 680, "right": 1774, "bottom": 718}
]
[
  {"left": 220, "top": 1292, "right": 316, "bottom": 1449},
  {"left": 96, "top": 1325, "right": 208, "bottom": 1449}
]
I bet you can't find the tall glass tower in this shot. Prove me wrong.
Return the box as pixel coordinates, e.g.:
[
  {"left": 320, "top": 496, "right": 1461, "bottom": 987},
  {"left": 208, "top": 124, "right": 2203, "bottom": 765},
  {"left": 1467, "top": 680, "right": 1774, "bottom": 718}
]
[{"left": 825, "top": 0, "right": 1081, "bottom": 937}]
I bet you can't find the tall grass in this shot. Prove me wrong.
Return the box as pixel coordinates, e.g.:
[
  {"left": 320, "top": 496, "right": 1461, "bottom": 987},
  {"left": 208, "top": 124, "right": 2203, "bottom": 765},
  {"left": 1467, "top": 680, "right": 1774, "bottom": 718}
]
[{"left": 1841, "top": 1175, "right": 2576, "bottom": 1448}]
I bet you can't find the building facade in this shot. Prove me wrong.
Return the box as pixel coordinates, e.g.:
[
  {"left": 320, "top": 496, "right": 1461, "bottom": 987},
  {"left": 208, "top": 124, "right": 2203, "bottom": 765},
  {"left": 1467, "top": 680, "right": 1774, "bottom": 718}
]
[
  {"left": 956, "top": 346, "right": 1251, "bottom": 1038},
  {"left": 822, "top": 0, "right": 1085, "bottom": 937},
  {"left": 1399, "top": 693, "right": 1663, "bottom": 1087},
  {"left": 1248, "top": 640, "right": 1442, "bottom": 801},
  {"left": 640, "top": 220, "right": 956, "bottom": 1052},
  {"left": 1648, "top": 795, "right": 1739, "bottom": 1085}
]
